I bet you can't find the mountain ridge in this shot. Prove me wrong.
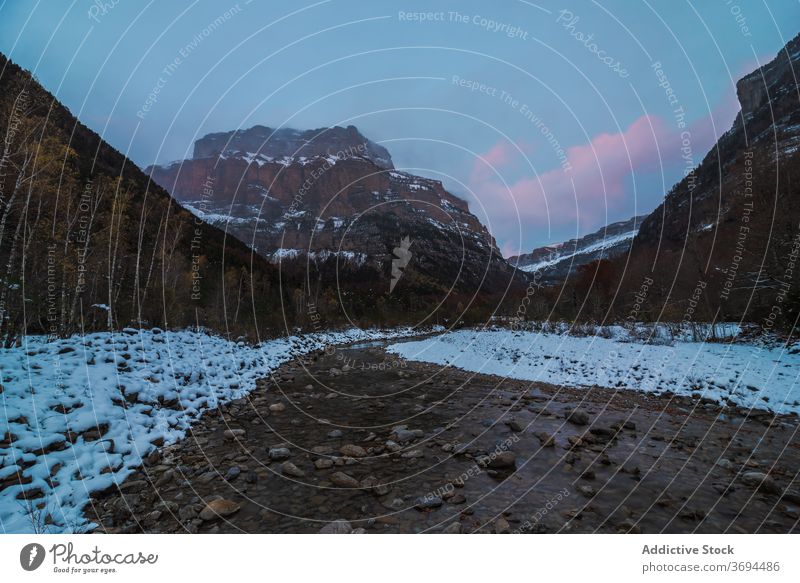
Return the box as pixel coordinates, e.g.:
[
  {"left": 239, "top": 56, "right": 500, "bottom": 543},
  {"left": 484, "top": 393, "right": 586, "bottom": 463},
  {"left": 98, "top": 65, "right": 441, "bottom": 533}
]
[
  {"left": 508, "top": 215, "right": 647, "bottom": 285},
  {"left": 191, "top": 124, "right": 395, "bottom": 169}
]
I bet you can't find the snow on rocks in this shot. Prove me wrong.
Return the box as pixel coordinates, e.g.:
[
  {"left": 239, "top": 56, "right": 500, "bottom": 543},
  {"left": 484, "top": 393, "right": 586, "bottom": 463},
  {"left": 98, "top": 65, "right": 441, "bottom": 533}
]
[
  {"left": 387, "top": 328, "right": 800, "bottom": 415},
  {"left": 0, "top": 326, "right": 428, "bottom": 533}
]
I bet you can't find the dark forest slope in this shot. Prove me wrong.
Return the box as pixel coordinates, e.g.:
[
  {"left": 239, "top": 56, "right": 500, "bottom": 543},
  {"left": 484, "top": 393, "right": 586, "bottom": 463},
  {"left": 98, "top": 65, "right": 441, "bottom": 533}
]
[{"left": 0, "top": 54, "right": 295, "bottom": 341}]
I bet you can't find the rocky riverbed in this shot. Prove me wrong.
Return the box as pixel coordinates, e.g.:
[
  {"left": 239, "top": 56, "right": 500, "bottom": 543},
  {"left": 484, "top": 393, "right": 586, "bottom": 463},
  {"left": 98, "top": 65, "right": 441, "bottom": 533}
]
[{"left": 87, "top": 339, "right": 800, "bottom": 533}]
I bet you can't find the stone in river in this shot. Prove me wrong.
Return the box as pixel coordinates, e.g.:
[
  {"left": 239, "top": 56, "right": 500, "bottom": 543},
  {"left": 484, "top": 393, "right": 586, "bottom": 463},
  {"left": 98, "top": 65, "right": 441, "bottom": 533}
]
[
  {"left": 199, "top": 499, "right": 240, "bottom": 521},
  {"left": 566, "top": 408, "right": 590, "bottom": 426},
  {"left": 319, "top": 519, "right": 352, "bottom": 534},
  {"left": 330, "top": 472, "right": 360, "bottom": 488},
  {"left": 282, "top": 462, "right": 306, "bottom": 478},
  {"left": 268, "top": 447, "right": 291, "bottom": 461},
  {"left": 223, "top": 429, "right": 246, "bottom": 440},
  {"left": 339, "top": 444, "right": 367, "bottom": 458}
]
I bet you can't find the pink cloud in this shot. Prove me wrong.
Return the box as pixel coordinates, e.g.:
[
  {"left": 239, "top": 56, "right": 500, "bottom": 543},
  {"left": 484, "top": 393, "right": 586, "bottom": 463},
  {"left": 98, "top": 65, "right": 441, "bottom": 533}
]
[
  {"left": 471, "top": 93, "right": 744, "bottom": 255},
  {"left": 471, "top": 140, "right": 521, "bottom": 183},
  {"left": 484, "top": 141, "right": 514, "bottom": 167},
  {"left": 471, "top": 114, "right": 672, "bottom": 235}
]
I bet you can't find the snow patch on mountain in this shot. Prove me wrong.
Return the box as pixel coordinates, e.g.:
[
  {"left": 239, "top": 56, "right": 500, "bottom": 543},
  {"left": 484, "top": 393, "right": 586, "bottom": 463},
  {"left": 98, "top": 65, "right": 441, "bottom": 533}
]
[
  {"left": 519, "top": 228, "right": 638, "bottom": 273},
  {"left": 510, "top": 215, "right": 646, "bottom": 283}
]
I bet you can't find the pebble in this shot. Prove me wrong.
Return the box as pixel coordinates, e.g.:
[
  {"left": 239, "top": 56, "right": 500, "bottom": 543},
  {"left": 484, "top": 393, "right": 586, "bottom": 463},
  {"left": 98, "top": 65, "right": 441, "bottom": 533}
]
[
  {"left": 314, "top": 458, "right": 334, "bottom": 470},
  {"left": 567, "top": 409, "right": 590, "bottom": 426},
  {"left": 179, "top": 504, "right": 198, "bottom": 521},
  {"left": 196, "top": 471, "right": 216, "bottom": 484},
  {"left": 330, "top": 472, "right": 360, "bottom": 488},
  {"left": 282, "top": 462, "right": 306, "bottom": 478},
  {"left": 535, "top": 432, "right": 555, "bottom": 447},
  {"left": 340, "top": 444, "right": 367, "bottom": 458},
  {"left": 373, "top": 483, "right": 391, "bottom": 496},
  {"left": 507, "top": 420, "right": 525, "bottom": 432},
  {"left": 741, "top": 471, "right": 780, "bottom": 494},
  {"left": 415, "top": 496, "right": 443, "bottom": 510},
  {"left": 198, "top": 499, "right": 240, "bottom": 521},
  {"left": 319, "top": 519, "right": 352, "bottom": 534},
  {"left": 268, "top": 447, "right": 291, "bottom": 461},
  {"left": 391, "top": 428, "right": 419, "bottom": 443},
  {"left": 223, "top": 429, "right": 246, "bottom": 440},
  {"left": 567, "top": 435, "right": 583, "bottom": 447},
  {"left": 611, "top": 419, "right": 637, "bottom": 431},
  {"left": 358, "top": 475, "right": 379, "bottom": 491},
  {"left": 385, "top": 440, "right": 401, "bottom": 453},
  {"left": 269, "top": 403, "right": 286, "bottom": 413},
  {"left": 715, "top": 458, "right": 734, "bottom": 470},
  {"left": 484, "top": 451, "right": 516, "bottom": 469}
]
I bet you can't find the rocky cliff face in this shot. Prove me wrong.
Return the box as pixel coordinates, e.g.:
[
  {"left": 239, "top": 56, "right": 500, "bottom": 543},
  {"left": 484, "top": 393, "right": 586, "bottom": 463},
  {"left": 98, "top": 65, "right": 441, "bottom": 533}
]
[
  {"left": 613, "top": 34, "right": 800, "bottom": 325},
  {"left": 192, "top": 125, "right": 394, "bottom": 169},
  {"left": 147, "top": 126, "right": 524, "bottom": 304},
  {"left": 509, "top": 215, "right": 645, "bottom": 285},
  {"left": 736, "top": 39, "right": 800, "bottom": 119}
]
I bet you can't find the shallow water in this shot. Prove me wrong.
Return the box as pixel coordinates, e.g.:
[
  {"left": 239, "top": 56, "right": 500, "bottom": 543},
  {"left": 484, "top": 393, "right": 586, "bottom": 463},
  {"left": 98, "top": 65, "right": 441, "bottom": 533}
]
[{"left": 89, "top": 342, "right": 800, "bottom": 534}]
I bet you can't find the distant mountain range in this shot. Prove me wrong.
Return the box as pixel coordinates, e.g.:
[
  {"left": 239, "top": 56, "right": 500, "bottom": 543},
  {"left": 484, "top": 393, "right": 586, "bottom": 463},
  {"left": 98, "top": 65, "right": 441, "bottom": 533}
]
[{"left": 508, "top": 215, "right": 646, "bottom": 284}]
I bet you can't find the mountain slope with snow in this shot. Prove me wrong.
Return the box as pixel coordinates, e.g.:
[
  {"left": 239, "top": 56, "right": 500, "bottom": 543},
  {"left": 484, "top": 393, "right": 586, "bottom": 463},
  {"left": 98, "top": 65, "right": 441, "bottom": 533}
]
[{"left": 508, "top": 215, "right": 646, "bottom": 284}]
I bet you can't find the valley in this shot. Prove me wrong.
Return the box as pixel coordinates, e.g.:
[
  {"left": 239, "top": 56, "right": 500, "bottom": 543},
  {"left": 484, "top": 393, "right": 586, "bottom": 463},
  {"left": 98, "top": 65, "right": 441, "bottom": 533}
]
[
  {"left": 0, "top": 14, "right": 799, "bottom": 544},
  {"left": 87, "top": 337, "right": 800, "bottom": 534}
]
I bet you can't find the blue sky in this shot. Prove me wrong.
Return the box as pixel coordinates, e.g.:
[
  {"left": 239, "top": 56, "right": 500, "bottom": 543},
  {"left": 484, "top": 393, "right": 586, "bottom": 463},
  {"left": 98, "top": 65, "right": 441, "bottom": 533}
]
[{"left": 1, "top": 0, "right": 798, "bottom": 256}]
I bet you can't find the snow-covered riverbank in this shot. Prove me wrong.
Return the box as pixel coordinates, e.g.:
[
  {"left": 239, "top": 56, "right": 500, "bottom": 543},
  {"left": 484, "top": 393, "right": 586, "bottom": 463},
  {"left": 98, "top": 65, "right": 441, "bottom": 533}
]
[
  {"left": 0, "top": 326, "right": 431, "bottom": 533},
  {"left": 388, "top": 328, "right": 800, "bottom": 415}
]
